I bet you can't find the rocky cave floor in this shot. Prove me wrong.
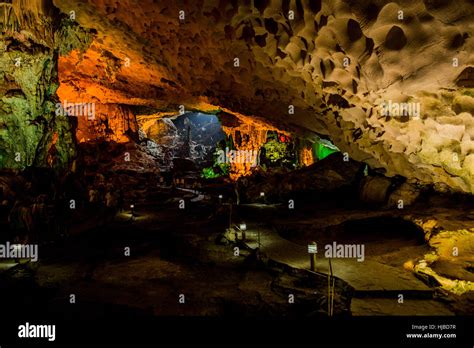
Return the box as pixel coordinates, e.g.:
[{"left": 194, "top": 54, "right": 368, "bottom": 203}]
[{"left": 1, "top": 177, "right": 474, "bottom": 318}]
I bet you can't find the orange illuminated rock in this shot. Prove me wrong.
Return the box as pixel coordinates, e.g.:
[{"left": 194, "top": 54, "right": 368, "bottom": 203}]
[
  {"left": 299, "top": 145, "right": 314, "bottom": 167},
  {"left": 219, "top": 110, "right": 290, "bottom": 179},
  {"left": 74, "top": 104, "right": 138, "bottom": 143},
  {"left": 51, "top": 0, "right": 474, "bottom": 193}
]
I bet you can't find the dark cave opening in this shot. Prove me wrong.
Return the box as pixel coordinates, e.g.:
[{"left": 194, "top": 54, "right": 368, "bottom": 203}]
[{"left": 341, "top": 217, "right": 426, "bottom": 245}]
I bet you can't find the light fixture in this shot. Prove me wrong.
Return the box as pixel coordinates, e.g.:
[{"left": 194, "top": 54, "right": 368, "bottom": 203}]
[
  {"left": 130, "top": 204, "right": 134, "bottom": 209},
  {"left": 239, "top": 222, "right": 247, "bottom": 231},
  {"left": 260, "top": 192, "right": 265, "bottom": 197}
]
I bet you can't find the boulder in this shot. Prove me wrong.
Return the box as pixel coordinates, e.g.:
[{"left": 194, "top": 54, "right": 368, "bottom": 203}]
[
  {"left": 359, "top": 176, "right": 392, "bottom": 204},
  {"left": 388, "top": 182, "right": 421, "bottom": 208}
]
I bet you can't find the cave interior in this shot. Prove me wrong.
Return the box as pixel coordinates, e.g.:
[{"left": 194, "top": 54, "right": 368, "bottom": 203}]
[{"left": 0, "top": 0, "right": 473, "bottom": 323}]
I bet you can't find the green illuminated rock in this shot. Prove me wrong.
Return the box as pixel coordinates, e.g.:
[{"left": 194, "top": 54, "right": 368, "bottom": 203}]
[{"left": 0, "top": 1, "right": 93, "bottom": 171}]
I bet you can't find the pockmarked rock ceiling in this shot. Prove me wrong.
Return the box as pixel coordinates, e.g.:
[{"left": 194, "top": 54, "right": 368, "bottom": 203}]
[{"left": 1, "top": 0, "right": 473, "bottom": 192}]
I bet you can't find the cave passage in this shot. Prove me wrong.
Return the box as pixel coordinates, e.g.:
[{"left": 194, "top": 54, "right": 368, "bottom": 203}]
[
  {"left": 1, "top": 1, "right": 473, "bottom": 337},
  {"left": 139, "top": 112, "right": 226, "bottom": 172},
  {"left": 138, "top": 110, "right": 338, "bottom": 181}
]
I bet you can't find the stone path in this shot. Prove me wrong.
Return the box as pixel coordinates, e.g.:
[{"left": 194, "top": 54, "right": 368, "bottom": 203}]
[
  {"left": 243, "top": 224, "right": 431, "bottom": 291},
  {"left": 241, "top": 222, "right": 454, "bottom": 315}
]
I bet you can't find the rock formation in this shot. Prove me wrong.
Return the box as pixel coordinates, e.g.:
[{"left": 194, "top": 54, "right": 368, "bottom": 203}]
[
  {"left": 1, "top": 0, "right": 473, "bottom": 193},
  {"left": 0, "top": 0, "right": 85, "bottom": 170}
]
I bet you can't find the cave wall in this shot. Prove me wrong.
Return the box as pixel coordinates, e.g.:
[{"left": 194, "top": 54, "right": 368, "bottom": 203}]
[
  {"left": 73, "top": 103, "right": 138, "bottom": 143},
  {"left": 3, "top": 0, "right": 472, "bottom": 192},
  {"left": 0, "top": 0, "right": 93, "bottom": 170},
  {"left": 50, "top": 0, "right": 474, "bottom": 193}
]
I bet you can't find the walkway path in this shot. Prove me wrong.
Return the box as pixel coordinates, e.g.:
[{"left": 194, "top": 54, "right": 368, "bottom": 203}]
[{"left": 241, "top": 221, "right": 454, "bottom": 315}]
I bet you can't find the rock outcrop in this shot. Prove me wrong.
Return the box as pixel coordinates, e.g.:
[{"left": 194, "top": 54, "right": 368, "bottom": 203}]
[{"left": 0, "top": 1, "right": 81, "bottom": 170}]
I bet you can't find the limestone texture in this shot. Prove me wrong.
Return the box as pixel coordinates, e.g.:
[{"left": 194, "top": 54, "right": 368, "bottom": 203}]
[{"left": 1, "top": 0, "right": 474, "bottom": 193}]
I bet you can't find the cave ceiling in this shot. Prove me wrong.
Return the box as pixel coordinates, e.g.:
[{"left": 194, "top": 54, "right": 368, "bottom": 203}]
[{"left": 1, "top": 0, "right": 473, "bottom": 193}]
